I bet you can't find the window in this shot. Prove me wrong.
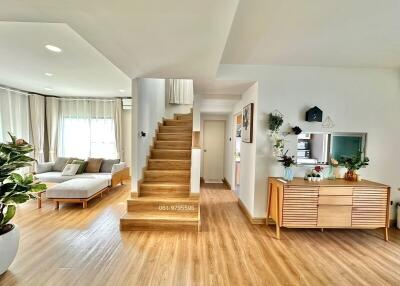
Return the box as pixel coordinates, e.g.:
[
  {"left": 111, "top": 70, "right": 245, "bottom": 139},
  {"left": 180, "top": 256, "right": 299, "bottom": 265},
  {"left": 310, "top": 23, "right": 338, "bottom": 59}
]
[{"left": 58, "top": 117, "right": 117, "bottom": 159}]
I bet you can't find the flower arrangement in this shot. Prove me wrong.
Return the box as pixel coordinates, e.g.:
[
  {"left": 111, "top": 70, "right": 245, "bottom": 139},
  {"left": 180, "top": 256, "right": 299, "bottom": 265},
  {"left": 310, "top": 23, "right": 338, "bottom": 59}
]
[
  {"left": 338, "top": 152, "right": 369, "bottom": 181},
  {"left": 306, "top": 166, "right": 324, "bottom": 182},
  {"left": 278, "top": 150, "right": 296, "bottom": 168}
]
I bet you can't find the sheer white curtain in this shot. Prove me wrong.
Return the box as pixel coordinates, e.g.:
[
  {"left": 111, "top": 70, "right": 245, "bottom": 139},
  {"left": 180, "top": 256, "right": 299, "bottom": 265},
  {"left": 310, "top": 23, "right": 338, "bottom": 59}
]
[
  {"left": 29, "top": 94, "right": 45, "bottom": 162},
  {"left": 0, "top": 87, "right": 31, "bottom": 143},
  {"left": 57, "top": 99, "right": 119, "bottom": 159},
  {"left": 46, "top": 97, "right": 59, "bottom": 162},
  {"left": 168, "top": 79, "right": 194, "bottom": 104}
]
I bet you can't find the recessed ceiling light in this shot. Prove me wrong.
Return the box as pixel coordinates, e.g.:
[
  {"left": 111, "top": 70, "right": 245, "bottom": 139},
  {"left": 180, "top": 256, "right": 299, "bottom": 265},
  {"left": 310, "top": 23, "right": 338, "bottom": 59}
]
[
  {"left": 45, "top": 44, "right": 62, "bottom": 53},
  {"left": 119, "top": 89, "right": 126, "bottom": 93},
  {"left": 45, "top": 72, "right": 54, "bottom": 77},
  {"left": 44, "top": 87, "right": 53, "bottom": 91}
]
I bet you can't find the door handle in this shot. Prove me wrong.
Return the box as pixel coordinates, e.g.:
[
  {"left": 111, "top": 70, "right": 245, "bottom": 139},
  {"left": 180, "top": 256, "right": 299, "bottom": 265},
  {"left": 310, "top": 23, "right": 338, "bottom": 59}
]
[{"left": 204, "top": 149, "right": 207, "bottom": 152}]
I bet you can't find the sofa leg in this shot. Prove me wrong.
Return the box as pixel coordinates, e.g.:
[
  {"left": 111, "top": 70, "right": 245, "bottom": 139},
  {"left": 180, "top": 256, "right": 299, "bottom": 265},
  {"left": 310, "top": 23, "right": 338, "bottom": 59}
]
[
  {"left": 83, "top": 201, "right": 87, "bottom": 209},
  {"left": 55, "top": 201, "right": 59, "bottom": 210}
]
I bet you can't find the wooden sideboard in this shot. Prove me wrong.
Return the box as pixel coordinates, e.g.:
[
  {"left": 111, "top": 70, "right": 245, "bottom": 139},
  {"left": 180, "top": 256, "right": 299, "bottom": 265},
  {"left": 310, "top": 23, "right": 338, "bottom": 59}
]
[{"left": 267, "top": 177, "right": 390, "bottom": 241}]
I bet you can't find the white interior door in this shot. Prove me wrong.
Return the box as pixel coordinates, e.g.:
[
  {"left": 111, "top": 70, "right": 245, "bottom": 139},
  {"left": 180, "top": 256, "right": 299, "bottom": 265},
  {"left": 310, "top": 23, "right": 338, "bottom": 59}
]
[{"left": 203, "top": 120, "right": 225, "bottom": 183}]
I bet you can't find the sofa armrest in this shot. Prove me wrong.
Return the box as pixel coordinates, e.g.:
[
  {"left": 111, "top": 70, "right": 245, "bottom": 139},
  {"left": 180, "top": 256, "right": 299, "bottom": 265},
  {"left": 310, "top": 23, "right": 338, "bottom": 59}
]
[
  {"left": 111, "top": 167, "right": 130, "bottom": 187},
  {"left": 111, "top": 162, "right": 127, "bottom": 174},
  {"left": 36, "top": 162, "right": 55, "bottom": 174}
]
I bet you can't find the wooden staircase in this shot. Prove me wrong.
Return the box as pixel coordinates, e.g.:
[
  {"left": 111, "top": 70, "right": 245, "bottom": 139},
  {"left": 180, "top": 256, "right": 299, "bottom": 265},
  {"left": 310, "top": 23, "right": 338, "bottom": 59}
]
[{"left": 120, "top": 112, "right": 200, "bottom": 231}]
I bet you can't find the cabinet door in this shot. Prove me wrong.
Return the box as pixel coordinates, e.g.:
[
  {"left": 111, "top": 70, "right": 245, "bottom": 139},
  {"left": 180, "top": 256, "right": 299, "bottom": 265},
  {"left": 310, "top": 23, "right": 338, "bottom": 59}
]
[
  {"left": 318, "top": 205, "right": 352, "bottom": 227},
  {"left": 282, "top": 187, "right": 318, "bottom": 227},
  {"left": 352, "top": 188, "right": 388, "bottom": 227}
]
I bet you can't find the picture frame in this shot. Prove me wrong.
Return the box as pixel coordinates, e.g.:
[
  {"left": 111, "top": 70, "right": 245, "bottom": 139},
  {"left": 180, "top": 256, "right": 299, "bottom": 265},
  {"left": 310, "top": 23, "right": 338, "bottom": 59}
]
[{"left": 242, "top": 103, "right": 254, "bottom": 143}]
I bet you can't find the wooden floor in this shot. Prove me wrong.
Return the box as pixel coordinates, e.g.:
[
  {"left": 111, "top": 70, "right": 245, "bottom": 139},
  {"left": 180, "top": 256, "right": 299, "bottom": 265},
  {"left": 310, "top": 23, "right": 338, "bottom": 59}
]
[{"left": 1, "top": 183, "right": 400, "bottom": 286}]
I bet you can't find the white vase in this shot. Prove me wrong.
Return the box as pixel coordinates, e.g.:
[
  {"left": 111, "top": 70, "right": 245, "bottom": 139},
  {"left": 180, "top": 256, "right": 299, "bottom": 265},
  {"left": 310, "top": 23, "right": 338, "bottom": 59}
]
[{"left": 0, "top": 224, "right": 20, "bottom": 275}]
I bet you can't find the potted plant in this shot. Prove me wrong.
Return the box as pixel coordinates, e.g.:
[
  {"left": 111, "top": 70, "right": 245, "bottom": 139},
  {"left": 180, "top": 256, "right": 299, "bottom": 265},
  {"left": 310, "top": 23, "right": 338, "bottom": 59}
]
[
  {"left": 269, "top": 113, "right": 283, "bottom": 133},
  {"left": 278, "top": 150, "right": 296, "bottom": 181},
  {"left": 338, "top": 152, "right": 369, "bottom": 181},
  {"left": 0, "top": 133, "right": 46, "bottom": 275}
]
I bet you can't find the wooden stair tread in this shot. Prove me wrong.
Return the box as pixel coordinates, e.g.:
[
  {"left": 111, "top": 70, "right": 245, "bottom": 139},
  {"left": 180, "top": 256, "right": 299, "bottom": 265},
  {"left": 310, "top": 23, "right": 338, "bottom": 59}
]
[
  {"left": 140, "top": 182, "right": 190, "bottom": 186},
  {"left": 148, "top": 159, "right": 190, "bottom": 162},
  {"left": 121, "top": 212, "right": 199, "bottom": 221},
  {"left": 129, "top": 197, "right": 198, "bottom": 203}
]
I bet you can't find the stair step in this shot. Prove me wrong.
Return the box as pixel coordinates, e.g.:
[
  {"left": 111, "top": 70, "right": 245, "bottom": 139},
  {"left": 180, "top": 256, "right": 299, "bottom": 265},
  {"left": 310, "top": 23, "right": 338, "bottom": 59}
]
[
  {"left": 157, "top": 133, "right": 192, "bottom": 141},
  {"left": 155, "top": 141, "right": 191, "bottom": 150},
  {"left": 175, "top": 113, "right": 193, "bottom": 120},
  {"left": 163, "top": 119, "right": 193, "bottom": 126},
  {"left": 144, "top": 170, "right": 190, "bottom": 183},
  {"left": 151, "top": 149, "right": 191, "bottom": 160},
  {"left": 159, "top": 126, "right": 192, "bottom": 133},
  {"left": 127, "top": 197, "right": 199, "bottom": 214},
  {"left": 140, "top": 182, "right": 190, "bottom": 197},
  {"left": 148, "top": 159, "right": 191, "bottom": 170},
  {"left": 120, "top": 212, "right": 199, "bottom": 231}
]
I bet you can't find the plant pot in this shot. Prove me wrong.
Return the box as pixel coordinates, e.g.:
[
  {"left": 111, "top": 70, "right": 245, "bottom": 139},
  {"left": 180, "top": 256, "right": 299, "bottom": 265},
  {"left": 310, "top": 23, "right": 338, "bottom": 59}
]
[
  {"left": 344, "top": 170, "right": 358, "bottom": 181},
  {"left": 0, "top": 224, "right": 20, "bottom": 275}
]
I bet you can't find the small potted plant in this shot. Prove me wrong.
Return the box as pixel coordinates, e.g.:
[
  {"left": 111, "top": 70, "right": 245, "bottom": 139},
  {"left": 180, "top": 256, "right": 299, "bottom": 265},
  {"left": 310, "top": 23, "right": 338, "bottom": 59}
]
[
  {"left": 278, "top": 150, "right": 296, "bottom": 181},
  {"left": 269, "top": 113, "right": 283, "bottom": 133},
  {"left": 0, "top": 133, "right": 46, "bottom": 275},
  {"left": 339, "top": 152, "right": 369, "bottom": 181}
]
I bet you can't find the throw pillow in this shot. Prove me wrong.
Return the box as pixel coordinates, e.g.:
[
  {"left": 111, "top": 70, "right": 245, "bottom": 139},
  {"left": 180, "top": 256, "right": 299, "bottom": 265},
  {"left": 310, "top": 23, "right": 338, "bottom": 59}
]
[
  {"left": 53, "top": 157, "right": 70, "bottom": 172},
  {"left": 61, "top": 164, "right": 80, "bottom": 176},
  {"left": 85, "top": 158, "right": 103, "bottom": 173},
  {"left": 100, "top": 159, "right": 120, "bottom": 173},
  {"left": 71, "top": 159, "right": 87, "bottom": 174}
]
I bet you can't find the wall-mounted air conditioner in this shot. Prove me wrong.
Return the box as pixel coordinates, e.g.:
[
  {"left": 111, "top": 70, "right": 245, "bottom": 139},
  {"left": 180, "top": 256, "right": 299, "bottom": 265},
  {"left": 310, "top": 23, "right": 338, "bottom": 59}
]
[{"left": 122, "top": 98, "right": 132, "bottom": 110}]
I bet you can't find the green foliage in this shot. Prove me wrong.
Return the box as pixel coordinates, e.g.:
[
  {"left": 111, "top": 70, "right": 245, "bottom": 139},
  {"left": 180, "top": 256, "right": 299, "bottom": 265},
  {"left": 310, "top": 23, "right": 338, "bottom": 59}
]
[
  {"left": 269, "top": 113, "right": 283, "bottom": 132},
  {"left": 278, "top": 150, "right": 296, "bottom": 168},
  {"left": 338, "top": 152, "right": 370, "bottom": 171},
  {"left": 0, "top": 133, "right": 47, "bottom": 234}
]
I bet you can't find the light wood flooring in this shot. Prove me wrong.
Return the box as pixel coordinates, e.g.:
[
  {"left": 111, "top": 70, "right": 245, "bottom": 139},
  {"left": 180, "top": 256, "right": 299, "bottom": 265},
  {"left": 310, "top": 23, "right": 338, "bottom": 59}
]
[{"left": 1, "top": 183, "right": 400, "bottom": 285}]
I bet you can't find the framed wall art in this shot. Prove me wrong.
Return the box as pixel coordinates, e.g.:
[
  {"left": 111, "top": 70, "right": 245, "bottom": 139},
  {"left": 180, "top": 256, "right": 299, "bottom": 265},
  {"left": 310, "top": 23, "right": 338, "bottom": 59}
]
[{"left": 242, "top": 103, "right": 254, "bottom": 143}]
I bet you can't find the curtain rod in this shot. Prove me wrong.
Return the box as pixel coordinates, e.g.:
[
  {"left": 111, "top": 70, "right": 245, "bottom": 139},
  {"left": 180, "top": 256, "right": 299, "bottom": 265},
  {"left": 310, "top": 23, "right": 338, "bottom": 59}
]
[{"left": 0, "top": 84, "right": 131, "bottom": 100}]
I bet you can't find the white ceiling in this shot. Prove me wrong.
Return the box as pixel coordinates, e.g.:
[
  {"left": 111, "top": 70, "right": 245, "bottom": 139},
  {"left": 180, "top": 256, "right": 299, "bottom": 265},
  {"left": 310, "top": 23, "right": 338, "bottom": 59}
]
[
  {"left": 222, "top": 0, "right": 400, "bottom": 68},
  {"left": 0, "top": 22, "right": 130, "bottom": 97},
  {"left": 194, "top": 79, "right": 254, "bottom": 96},
  {"left": 1, "top": 1, "right": 400, "bottom": 97},
  {"left": 0, "top": 0, "right": 239, "bottom": 79}
]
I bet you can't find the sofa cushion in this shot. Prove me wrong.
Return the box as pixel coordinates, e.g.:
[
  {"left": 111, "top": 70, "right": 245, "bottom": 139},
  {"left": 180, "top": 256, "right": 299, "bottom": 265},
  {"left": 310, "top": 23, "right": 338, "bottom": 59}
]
[
  {"left": 71, "top": 159, "right": 87, "bottom": 174},
  {"left": 62, "top": 164, "right": 80, "bottom": 176},
  {"left": 36, "top": 162, "right": 54, "bottom": 174},
  {"left": 35, "top": 172, "right": 73, "bottom": 183},
  {"left": 100, "top": 159, "right": 120, "bottom": 173},
  {"left": 85, "top": 158, "right": 103, "bottom": 173},
  {"left": 46, "top": 178, "right": 108, "bottom": 199},
  {"left": 53, "top": 157, "right": 70, "bottom": 172}
]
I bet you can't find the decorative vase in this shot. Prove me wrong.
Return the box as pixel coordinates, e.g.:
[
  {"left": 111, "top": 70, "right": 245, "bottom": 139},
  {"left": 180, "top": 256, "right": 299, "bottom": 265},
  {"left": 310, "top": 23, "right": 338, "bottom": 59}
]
[
  {"left": 283, "top": 167, "right": 294, "bottom": 181},
  {"left": 344, "top": 170, "right": 358, "bottom": 181},
  {"left": 327, "top": 165, "right": 337, "bottom": 180},
  {"left": 0, "top": 224, "right": 20, "bottom": 275}
]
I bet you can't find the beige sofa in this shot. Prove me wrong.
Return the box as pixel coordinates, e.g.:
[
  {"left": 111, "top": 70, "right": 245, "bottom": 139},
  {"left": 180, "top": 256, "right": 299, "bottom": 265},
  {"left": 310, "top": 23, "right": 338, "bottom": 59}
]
[{"left": 35, "top": 158, "right": 130, "bottom": 187}]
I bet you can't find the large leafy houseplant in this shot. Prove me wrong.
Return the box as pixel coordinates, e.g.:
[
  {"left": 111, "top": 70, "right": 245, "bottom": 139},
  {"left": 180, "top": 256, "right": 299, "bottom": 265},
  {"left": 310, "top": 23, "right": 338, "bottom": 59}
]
[{"left": 0, "top": 133, "right": 46, "bottom": 235}]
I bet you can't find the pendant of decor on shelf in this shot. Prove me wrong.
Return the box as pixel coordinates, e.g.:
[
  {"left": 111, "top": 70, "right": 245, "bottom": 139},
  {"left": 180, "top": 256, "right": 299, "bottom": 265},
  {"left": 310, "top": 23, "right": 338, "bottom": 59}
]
[{"left": 322, "top": 116, "right": 335, "bottom": 129}]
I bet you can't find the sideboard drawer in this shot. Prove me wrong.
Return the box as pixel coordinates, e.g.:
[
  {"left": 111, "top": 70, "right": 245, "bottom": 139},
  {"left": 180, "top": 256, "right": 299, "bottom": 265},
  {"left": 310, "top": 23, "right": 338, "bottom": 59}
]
[
  {"left": 317, "top": 206, "right": 352, "bottom": 227},
  {"left": 318, "top": 195, "right": 352, "bottom": 206},
  {"left": 319, "top": 187, "right": 353, "bottom": 196}
]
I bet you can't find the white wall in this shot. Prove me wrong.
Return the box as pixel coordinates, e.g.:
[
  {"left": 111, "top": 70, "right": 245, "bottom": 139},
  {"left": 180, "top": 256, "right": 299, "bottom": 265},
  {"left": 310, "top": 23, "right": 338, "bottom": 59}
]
[
  {"left": 136, "top": 78, "right": 166, "bottom": 181},
  {"left": 164, "top": 83, "right": 192, "bottom": 119},
  {"left": 229, "top": 83, "right": 258, "bottom": 215},
  {"left": 219, "top": 64, "right": 400, "bottom": 218}
]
